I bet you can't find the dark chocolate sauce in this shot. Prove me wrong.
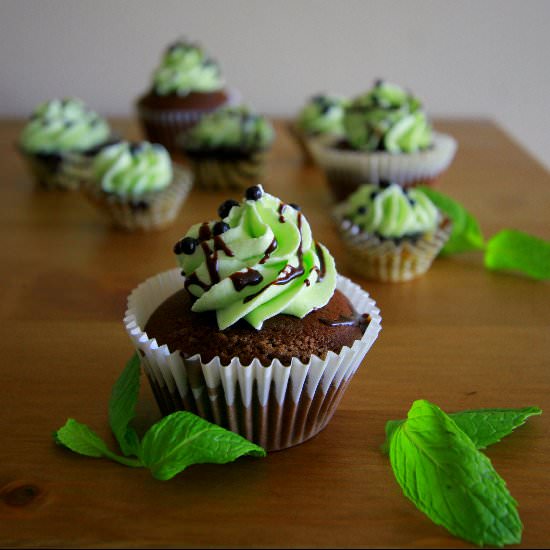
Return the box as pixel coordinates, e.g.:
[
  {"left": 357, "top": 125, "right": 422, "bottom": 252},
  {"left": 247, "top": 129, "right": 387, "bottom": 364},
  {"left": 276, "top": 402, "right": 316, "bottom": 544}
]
[
  {"left": 314, "top": 242, "right": 326, "bottom": 282},
  {"left": 230, "top": 268, "right": 264, "bottom": 291},
  {"left": 260, "top": 238, "right": 278, "bottom": 264},
  {"left": 198, "top": 222, "right": 212, "bottom": 242},
  {"left": 184, "top": 272, "right": 210, "bottom": 292},
  {"left": 244, "top": 212, "right": 305, "bottom": 304},
  {"left": 278, "top": 202, "right": 286, "bottom": 223},
  {"left": 214, "top": 235, "right": 234, "bottom": 257},
  {"left": 320, "top": 313, "right": 372, "bottom": 331}
]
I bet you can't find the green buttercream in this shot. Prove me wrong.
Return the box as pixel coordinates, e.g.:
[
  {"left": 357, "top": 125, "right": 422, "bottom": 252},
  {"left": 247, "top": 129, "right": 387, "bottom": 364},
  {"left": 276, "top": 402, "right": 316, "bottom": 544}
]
[
  {"left": 343, "top": 81, "right": 432, "bottom": 153},
  {"left": 93, "top": 142, "right": 173, "bottom": 197},
  {"left": 181, "top": 106, "right": 274, "bottom": 152},
  {"left": 175, "top": 185, "right": 337, "bottom": 330},
  {"left": 344, "top": 183, "right": 440, "bottom": 238},
  {"left": 152, "top": 40, "right": 224, "bottom": 96},
  {"left": 297, "top": 94, "right": 348, "bottom": 136},
  {"left": 20, "top": 98, "right": 110, "bottom": 154}
]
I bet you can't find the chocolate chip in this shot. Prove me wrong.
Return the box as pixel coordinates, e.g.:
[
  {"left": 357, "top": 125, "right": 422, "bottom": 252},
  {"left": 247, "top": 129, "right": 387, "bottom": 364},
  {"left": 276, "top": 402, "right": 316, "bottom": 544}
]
[
  {"left": 213, "top": 221, "right": 230, "bottom": 236},
  {"left": 245, "top": 185, "right": 262, "bottom": 201},
  {"left": 174, "top": 237, "right": 198, "bottom": 255},
  {"left": 129, "top": 143, "right": 144, "bottom": 156},
  {"left": 379, "top": 180, "right": 392, "bottom": 189},
  {"left": 218, "top": 199, "right": 240, "bottom": 219},
  {"left": 357, "top": 206, "right": 367, "bottom": 215},
  {"left": 289, "top": 203, "right": 301, "bottom": 211}
]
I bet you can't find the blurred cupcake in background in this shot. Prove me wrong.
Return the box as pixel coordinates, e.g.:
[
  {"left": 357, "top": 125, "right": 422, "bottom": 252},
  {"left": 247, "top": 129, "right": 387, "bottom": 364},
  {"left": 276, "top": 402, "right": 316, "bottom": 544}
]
[
  {"left": 178, "top": 105, "right": 274, "bottom": 191},
  {"left": 333, "top": 181, "right": 452, "bottom": 282},
  {"left": 289, "top": 94, "right": 348, "bottom": 164},
  {"left": 311, "top": 80, "right": 457, "bottom": 202},
  {"left": 18, "top": 98, "right": 115, "bottom": 190},
  {"left": 80, "top": 141, "right": 192, "bottom": 231},
  {"left": 136, "top": 38, "right": 239, "bottom": 153}
]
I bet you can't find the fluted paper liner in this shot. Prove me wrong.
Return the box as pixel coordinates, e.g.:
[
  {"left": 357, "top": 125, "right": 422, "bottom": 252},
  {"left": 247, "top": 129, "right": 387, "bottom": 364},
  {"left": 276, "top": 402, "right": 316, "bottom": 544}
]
[
  {"left": 124, "top": 269, "right": 382, "bottom": 451},
  {"left": 310, "top": 132, "right": 457, "bottom": 201},
  {"left": 333, "top": 203, "right": 452, "bottom": 282}
]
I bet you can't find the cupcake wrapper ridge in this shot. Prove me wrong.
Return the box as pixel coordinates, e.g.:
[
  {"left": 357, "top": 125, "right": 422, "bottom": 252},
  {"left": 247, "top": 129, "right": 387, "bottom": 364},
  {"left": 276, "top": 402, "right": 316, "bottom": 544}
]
[
  {"left": 311, "top": 132, "right": 457, "bottom": 202},
  {"left": 333, "top": 205, "right": 452, "bottom": 282},
  {"left": 124, "top": 269, "right": 382, "bottom": 451}
]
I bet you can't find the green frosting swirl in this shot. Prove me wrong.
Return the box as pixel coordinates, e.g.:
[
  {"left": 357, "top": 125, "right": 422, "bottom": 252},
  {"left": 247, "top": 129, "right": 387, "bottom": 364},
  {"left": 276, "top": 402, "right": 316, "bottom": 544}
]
[
  {"left": 297, "top": 94, "right": 348, "bottom": 136},
  {"left": 181, "top": 106, "right": 274, "bottom": 152},
  {"left": 343, "top": 81, "right": 432, "bottom": 153},
  {"left": 152, "top": 40, "right": 224, "bottom": 96},
  {"left": 343, "top": 183, "right": 440, "bottom": 238},
  {"left": 93, "top": 141, "right": 173, "bottom": 197},
  {"left": 175, "top": 185, "right": 336, "bottom": 330},
  {"left": 19, "top": 98, "right": 110, "bottom": 154}
]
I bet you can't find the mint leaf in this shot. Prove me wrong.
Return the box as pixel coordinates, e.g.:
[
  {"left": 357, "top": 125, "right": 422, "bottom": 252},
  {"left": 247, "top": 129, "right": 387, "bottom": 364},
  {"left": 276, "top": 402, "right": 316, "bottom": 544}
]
[
  {"left": 389, "top": 400, "right": 522, "bottom": 547},
  {"left": 382, "top": 406, "right": 542, "bottom": 453},
  {"left": 139, "top": 411, "right": 267, "bottom": 481},
  {"left": 55, "top": 419, "right": 141, "bottom": 467},
  {"left": 109, "top": 353, "right": 141, "bottom": 456},
  {"left": 485, "top": 229, "right": 550, "bottom": 280},
  {"left": 420, "top": 187, "right": 485, "bottom": 255}
]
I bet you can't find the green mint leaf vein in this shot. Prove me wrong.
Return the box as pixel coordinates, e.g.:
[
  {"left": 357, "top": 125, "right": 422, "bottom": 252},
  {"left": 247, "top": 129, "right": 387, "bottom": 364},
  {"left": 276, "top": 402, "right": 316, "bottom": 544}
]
[
  {"left": 485, "top": 229, "right": 550, "bottom": 280},
  {"left": 419, "top": 186, "right": 485, "bottom": 255},
  {"left": 54, "top": 419, "right": 141, "bottom": 467},
  {"left": 389, "top": 400, "right": 522, "bottom": 547},
  {"left": 382, "top": 405, "right": 542, "bottom": 454},
  {"left": 108, "top": 353, "right": 141, "bottom": 456},
  {"left": 139, "top": 411, "right": 267, "bottom": 481}
]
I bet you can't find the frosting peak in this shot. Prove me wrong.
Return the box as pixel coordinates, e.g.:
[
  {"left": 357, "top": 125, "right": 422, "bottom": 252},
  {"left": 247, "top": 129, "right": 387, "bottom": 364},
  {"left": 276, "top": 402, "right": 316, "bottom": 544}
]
[
  {"left": 180, "top": 105, "right": 274, "bottom": 152},
  {"left": 19, "top": 98, "right": 110, "bottom": 154},
  {"left": 343, "top": 81, "right": 432, "bottom": 153},
  {"left": 174, "top": 185, "right": 336, "bottom": 330},
  {"left": 297, "top": 94, "right": 348, "bottom": 136},
  {"left": 152, "top": 39, "right": 225, "bottom": 96},
  {"left": 343, "top": 182, "right": 440, "bottom": 238},
  {"left": 93, "top": 141, "right": 173, "bottom": 197}
]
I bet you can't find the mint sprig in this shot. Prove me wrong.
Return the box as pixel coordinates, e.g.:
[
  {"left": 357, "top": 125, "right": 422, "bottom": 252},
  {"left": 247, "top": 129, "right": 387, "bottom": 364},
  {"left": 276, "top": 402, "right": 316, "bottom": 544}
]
[
  {"left": 388, "top": 400, "right": 523, "bottom": 547},
  {"left": 54, "top": 354, "right": 266, "bottom": 480},
  {"left": 420, "top": 186, "right": 485, "bottom": 255},
  {"left": 485, "top": 229, "right": 550, "bottom": 280},
  {"left": 381, "top": 405, "right": 542, "bottom": 454},
  {"left": 384, "top": 400, "right": 542, "bottom": 547},
  {"left": 420, "top": 186, "right": 550, "bottom": 280}
]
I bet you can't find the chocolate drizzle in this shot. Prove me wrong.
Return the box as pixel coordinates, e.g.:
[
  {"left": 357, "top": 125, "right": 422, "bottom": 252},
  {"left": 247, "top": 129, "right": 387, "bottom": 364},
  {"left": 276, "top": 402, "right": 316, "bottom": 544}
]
[
  {"left": 314, "top": 241, "right": 326, "bottom": 282},
  {"left": 244, "top": 212, "right": 305, "bottom": 304},
  {"left": 230, "top": 269, "right": 263, "bottom": 291},
  {"left": 278, "top": 202, "right": 286, "bottom": 223},
  {"left": 320, "top": 313, "right": 372, "bottom": 331},
  {"left": 260, "top": 238, "right": 278, "bottom": 264}
]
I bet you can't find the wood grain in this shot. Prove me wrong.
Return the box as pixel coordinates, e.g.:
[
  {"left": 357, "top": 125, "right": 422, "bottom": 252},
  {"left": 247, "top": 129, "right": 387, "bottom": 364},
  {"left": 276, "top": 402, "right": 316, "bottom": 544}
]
[{"left": 1, "top": 118, "right": 549, "bottom": 548}]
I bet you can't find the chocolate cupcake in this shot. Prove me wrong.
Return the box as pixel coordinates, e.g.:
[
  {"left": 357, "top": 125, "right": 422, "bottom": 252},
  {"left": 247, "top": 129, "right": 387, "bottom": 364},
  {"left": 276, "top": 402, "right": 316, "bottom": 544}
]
[
  {"left": 310, "top": 80, "right": 457, "bottom": 202},
  {"left": 18, "top": 97, "right": 115, "bottom": 190},
  {"left": 78, "top": 140, "right": 192, "bottom": 231},
  {"left": 333, "top": 181, "right": 452, "bottom": 282},
  {"left": 136, "top": 39, "right": 239, "bottom": 153},
  {"left": 178, "top": 105, "right": 274, "bottom": 191},
  {"left": 125, "top": 185, "right": 381, "bottom": 451}
]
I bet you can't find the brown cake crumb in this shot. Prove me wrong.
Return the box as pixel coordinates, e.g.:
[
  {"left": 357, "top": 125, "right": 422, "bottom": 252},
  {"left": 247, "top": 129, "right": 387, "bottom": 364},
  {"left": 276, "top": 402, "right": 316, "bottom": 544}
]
[{"left": 144, "top": 289, "right": 369, "bottom": 366}]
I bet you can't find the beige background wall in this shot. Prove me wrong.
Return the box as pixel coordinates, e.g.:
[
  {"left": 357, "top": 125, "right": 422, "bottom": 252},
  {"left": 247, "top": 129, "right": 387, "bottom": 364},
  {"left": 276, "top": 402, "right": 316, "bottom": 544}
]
[{"left": 1, "top": 0, "right": 549, "bottom": 171}]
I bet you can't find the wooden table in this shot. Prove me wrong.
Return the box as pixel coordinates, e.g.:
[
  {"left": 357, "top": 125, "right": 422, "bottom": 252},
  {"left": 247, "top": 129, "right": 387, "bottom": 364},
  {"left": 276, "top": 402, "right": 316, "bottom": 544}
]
[{"left": 1, "top": 118, "right": 549, "bottom": 548}]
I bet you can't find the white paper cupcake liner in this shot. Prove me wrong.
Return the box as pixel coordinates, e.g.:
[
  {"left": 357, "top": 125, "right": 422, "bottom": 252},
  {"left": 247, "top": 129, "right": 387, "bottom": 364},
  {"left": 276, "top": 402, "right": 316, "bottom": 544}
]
[
  {"left": 310, "top": 132, "right": 457, "bottom": 201},
  {"left": 81, "top": 165, "right": 193, "bottom": 231},
  {"left": 124, "top": 269, "right": 382, "bottom": 451},
  {"left": 333, "top": 204, "right": 452, "bottom": 282}
]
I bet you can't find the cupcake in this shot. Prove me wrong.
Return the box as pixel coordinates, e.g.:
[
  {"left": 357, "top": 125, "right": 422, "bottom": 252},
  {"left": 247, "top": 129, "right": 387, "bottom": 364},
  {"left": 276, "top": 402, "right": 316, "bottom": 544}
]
[
  {"left": 136, "top": 38, "right": 238, "bottom": 153},
  {"left": 310, "top": 80, "right": 457, "bottom": 202},
  {"left": 289, "top": 94, "right": 348, "bottom": 164},
  {"left": 178, "top": 105, "right": 274, "bottom": 191},
  {"left": 124, "top": 185, "right": 382, "bottom": 451},
  {"left": 333, "top": 181, "right": 452, "bottom": 282},
  {"left": 18, "top": 97, "right": 115, "bottom": 190},
  {"left": 80, "top": 140, "right": 192, "bottom": 231}
]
